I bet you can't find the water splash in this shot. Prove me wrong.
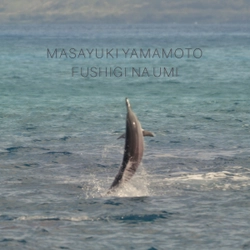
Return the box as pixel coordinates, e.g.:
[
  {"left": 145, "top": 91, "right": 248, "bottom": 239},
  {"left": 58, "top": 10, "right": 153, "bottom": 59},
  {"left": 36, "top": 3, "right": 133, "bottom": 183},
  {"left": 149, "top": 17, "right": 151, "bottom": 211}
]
[{"left": 83, "top": 165, "right": 151, "bottom": 198}]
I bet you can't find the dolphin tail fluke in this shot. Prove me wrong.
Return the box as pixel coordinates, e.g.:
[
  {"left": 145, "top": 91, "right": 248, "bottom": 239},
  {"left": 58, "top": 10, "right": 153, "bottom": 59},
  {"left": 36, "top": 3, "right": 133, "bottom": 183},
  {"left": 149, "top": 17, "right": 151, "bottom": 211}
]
[{"left": 142, "top": 130, "right": 154, "bottom": 137}]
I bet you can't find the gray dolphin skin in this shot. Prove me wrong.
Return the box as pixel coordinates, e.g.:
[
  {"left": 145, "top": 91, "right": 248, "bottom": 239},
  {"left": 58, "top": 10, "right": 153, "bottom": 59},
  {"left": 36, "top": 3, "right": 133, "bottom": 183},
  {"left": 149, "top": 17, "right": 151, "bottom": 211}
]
[{"left": 109, "top": 98, "right": 154, "bottom": 192}]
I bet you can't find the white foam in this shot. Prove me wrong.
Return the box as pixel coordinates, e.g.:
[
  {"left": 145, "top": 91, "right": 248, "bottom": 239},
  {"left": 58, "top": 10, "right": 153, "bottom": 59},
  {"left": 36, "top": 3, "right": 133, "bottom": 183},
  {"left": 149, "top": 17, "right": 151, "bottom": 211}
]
[
  {"left": 161, "top": 166, "right": 250, "bottom": 191},
  {"left": 16, "top": 215, "right": 90, "bottom": 221},
  {"left": 165, "top": 169, "right": 250, "bottom": 182}
]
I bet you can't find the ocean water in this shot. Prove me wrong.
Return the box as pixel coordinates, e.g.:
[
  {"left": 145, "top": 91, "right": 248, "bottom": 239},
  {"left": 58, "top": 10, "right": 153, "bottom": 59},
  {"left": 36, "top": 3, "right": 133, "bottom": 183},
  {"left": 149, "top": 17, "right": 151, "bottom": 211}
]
[{"left": 0, "top": 23, "right": 250, "bottom": 249}]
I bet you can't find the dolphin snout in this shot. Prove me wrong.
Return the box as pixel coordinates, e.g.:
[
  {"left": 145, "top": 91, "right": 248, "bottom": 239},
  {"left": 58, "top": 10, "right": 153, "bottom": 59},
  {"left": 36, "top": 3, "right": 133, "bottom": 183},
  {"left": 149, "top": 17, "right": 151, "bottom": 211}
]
[{"left": 125, "top": 98, "right": 130, "bottom": 108}]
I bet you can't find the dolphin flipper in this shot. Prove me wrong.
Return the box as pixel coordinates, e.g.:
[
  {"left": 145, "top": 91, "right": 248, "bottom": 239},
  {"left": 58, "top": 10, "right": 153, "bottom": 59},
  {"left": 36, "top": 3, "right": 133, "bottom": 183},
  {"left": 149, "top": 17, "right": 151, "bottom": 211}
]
[
  {"left": 117, "top": 133, "right": 126, "bottom": 139},
  {"left": 142, "top": 130, "right": 154, "bottom": 137}
]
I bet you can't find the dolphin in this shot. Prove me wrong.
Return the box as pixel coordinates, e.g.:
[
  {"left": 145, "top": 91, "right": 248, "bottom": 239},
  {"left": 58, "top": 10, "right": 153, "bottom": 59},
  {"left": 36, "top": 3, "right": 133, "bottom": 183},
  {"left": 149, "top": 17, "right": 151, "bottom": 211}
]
[{"left": 109, "top": 98, "right": 154, "bottom": 192}]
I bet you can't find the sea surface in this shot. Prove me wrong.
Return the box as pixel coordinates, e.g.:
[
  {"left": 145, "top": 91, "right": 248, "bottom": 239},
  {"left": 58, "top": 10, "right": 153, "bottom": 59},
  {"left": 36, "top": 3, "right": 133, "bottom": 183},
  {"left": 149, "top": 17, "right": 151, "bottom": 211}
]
[{"left": 0, "top": 23, "right": 250, "bottom": 249}]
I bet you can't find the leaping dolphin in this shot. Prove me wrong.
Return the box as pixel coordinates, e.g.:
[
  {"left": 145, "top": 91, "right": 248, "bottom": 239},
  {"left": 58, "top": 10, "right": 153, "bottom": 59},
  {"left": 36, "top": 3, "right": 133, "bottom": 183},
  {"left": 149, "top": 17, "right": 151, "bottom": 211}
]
[{"left": 109, "top": 98, "right": 154, "bottom": 192}]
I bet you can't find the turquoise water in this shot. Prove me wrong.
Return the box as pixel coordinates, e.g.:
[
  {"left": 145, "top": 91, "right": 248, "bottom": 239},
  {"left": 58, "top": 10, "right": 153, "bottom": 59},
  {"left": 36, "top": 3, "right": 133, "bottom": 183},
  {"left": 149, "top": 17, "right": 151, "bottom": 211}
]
[{"left": 0, "top": 23, "right": 250, "bottom": 249}]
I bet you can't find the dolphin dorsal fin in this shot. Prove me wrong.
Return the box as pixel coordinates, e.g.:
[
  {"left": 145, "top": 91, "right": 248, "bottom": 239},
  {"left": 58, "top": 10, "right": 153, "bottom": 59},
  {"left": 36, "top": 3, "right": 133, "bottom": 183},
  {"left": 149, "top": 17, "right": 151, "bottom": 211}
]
[{"left": 142, "top": 130, "right": 154, "bottom": 137}]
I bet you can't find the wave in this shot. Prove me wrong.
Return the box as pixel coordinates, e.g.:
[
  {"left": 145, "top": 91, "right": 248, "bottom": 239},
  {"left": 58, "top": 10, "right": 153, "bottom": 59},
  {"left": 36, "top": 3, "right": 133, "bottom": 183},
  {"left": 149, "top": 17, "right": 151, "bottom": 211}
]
[{"left": 15, "top": 211, "right": 171, "bottom": 223}]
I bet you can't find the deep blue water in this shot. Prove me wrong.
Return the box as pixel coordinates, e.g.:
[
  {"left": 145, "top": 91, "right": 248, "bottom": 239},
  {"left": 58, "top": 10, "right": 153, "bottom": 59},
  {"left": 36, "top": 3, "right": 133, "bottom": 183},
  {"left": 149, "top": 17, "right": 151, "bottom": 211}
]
[{"left": 0, "top": 23, "right": 250, "bottom": 249}]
